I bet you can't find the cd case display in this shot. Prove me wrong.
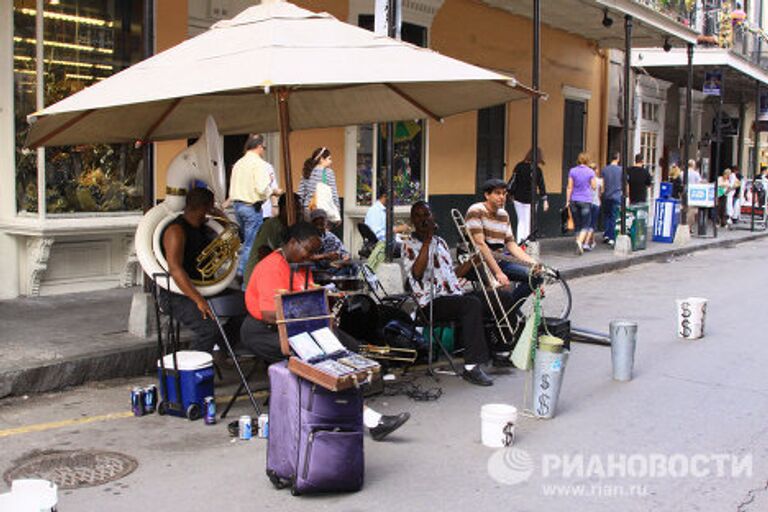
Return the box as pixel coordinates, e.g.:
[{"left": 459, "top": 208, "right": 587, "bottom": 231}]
[{"left": 277, "top": 288, "right": 380, "bottom": 391}]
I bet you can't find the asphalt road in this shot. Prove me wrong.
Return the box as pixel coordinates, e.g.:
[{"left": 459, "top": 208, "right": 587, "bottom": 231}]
[{"left": 1, "top": 238, "right": 767, "bottom": 512}]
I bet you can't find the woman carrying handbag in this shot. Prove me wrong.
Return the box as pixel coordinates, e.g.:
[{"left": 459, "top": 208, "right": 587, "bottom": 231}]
[{"left": 298, "top": 147, "right": 341, "bottom": 223}]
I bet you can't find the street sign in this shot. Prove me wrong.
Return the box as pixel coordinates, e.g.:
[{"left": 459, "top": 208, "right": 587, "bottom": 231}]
[
  {"left": 688, "top": 183, "right": 715, "bottom": 207},
  {"left": 760, "top": 91, "right": 768, "bottom": 122},
  {"left": 703, "top": 70, "right": 722, "bottom": 97}
]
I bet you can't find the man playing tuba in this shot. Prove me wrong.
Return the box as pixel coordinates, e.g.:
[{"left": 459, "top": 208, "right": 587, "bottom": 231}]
[{"left": 158, "top": 187, "right": 239, "bottom": 354}]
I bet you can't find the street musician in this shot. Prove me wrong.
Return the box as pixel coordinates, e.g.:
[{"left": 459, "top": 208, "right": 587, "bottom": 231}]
[{"left": 465, "top": 178, "right": 542, "bottom": 306}]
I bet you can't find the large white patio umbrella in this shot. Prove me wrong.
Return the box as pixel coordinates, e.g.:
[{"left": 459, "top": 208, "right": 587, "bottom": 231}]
[{"left": 26, "top": 0, "right": 540, "bottom": 221}]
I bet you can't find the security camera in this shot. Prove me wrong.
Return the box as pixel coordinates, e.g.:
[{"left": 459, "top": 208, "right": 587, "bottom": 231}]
[{"left": 602, "top": 8, "right": 613, "bottom": 28}]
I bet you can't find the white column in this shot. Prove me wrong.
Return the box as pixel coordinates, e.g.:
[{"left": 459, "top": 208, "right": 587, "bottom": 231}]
[
  {"left": 35, "top": 0, "right": 45, "bottom": 220},
  {"left": 0, "top": 1, "right": 21, "bottom": 298}
]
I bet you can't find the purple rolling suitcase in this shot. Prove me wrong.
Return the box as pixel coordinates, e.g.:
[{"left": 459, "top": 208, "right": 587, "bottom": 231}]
[{"left": 266, "top": 361, "right": 365, "bottom": 495}]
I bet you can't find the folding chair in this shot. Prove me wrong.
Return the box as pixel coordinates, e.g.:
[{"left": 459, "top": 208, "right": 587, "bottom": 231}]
[{"left": 207, "top": 291, "right": 263, "bottom": 419}]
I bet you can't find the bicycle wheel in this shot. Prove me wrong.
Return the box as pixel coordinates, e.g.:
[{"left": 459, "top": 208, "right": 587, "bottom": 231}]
[{"left": 521, "top": 274, "right": 572, "bottom": 320}]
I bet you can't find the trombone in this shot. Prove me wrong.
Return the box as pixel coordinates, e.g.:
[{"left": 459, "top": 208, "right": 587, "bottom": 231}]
[
  {"left": 358, "top": 344, "right": 418, "bottom": 364},
  {"left": 451, "top": 208, "right": 517, "bottom": 347}
]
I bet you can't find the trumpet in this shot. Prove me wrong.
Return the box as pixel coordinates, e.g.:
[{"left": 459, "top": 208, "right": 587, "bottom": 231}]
[{"left": 451, "top": 208, "right": 517, "bottom": 347}]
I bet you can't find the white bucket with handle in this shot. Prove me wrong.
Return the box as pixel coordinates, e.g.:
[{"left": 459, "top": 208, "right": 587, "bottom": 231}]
[{"left": 480, "top": 404, "right": 517, "bottom": 448}]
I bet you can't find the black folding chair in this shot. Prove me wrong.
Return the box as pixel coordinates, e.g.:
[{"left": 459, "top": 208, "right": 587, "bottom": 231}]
[{"left": 207, "top": 291, "right": 263, "bottom": 419}]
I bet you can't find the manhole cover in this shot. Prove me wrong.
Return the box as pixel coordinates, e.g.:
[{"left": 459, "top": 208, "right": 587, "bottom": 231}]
[{"left": 3, "top": 450, "right": 138, "bottom": 490}]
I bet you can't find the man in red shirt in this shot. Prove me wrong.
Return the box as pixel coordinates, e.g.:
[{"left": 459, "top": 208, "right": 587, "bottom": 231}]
[{"left": 241, "top": 222, "right": 409, "bottom": 440}]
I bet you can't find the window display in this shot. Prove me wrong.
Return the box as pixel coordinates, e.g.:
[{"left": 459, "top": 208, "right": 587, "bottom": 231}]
[{"left": 13, "top": 0, "right": 147, "bottom": 213}]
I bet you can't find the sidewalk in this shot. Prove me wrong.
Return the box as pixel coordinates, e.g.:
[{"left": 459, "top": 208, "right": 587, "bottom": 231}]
[{"left": 1, "top": 225, "right": 765, "bottom": 399}]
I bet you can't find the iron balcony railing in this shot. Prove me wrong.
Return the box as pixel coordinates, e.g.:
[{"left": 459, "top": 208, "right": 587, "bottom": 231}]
[
  {"left": 700, "top": 0, "right": 767, "bottom": 69},
  {"left": 632, "top": 0, "right": 700, "bottom": 29}
]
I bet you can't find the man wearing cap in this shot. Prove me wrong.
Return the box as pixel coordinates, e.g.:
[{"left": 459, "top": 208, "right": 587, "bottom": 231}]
[{"left": 466, "top": 179, "right": 540, "bottom": 293}]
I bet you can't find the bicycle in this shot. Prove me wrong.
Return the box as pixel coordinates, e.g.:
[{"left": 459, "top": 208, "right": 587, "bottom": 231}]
[{"left": 508, "top": 230, "right": 573, "bottom": 321}]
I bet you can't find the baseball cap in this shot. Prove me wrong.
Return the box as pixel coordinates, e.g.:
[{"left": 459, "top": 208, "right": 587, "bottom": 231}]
[{"left": 482, "top": 178, "right": 507, "bottom": 193}]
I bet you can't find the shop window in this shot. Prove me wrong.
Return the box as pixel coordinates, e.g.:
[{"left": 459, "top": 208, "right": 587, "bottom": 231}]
[
  {"left": 355, "top": 15, "right": 427, "bottom": 207},
  {"left": 13, "top": 0, "right": 147, "bottom": 214}
]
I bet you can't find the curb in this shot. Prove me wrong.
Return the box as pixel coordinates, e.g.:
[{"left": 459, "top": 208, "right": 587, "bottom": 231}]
[
  {"left": 559, "top": 230, "right": 768, "bottom": 281},
  {"left": 0, "top": 341, "right": 156, "bottom": 399}
]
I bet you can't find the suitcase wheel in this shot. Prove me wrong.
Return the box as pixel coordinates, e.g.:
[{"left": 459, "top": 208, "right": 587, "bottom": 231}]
[
  {"left": 290, "top": 484, "right": 301, "bottom": 496},
  {"left": 157, "top": 401, "right": 167, "bottom": 416},
  {"left": 186, "top": 403, "right": 201, "bottom": 421}
]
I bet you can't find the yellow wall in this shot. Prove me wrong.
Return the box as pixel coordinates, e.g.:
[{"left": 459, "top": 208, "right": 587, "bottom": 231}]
[
  {"left": 430, "top": 0, "right": 605, "bottom": 196},
  {"left": 154, "top": 0, "right": 188, "bottom": 200}
]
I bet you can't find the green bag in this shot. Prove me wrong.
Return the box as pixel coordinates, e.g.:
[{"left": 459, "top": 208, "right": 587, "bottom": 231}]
[
  {"left": 431, "top": 326, "right": 455, "bottom": 353},
  {"left": 511, "top": 290, "right": 541, "bottom": 371}
]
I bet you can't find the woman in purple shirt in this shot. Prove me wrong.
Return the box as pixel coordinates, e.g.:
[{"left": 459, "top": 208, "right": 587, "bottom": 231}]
[{"left": 566, "top": 152, "right": 597, "bottom": 255}]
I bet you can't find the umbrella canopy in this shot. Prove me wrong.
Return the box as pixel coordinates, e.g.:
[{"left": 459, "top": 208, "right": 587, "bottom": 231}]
[{"left": 26, "top": 0, "right": 538, "bottom": 148}]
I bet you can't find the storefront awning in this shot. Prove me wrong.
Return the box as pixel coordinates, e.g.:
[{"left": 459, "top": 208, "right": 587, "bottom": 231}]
[
  {"left": 483, "top": 0, "right": 699, "bottom": 48},
  {"left": 632, "top": 47, "right": 768, "bottom": 101}
]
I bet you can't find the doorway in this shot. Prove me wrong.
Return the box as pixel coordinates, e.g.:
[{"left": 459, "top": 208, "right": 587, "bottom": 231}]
[{"left": 561, "top": 99, "right": 586, "bottom": 191}]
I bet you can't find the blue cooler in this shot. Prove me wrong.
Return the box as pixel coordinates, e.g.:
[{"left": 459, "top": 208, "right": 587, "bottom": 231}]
[
  {"left": 157, "top": 350, "right": 214, "bottom": 419},
  {"left": 652, "top": 198, "right": 680, "bottom": 243}
]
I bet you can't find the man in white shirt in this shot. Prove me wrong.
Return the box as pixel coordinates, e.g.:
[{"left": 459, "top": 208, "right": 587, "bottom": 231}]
[
  {"left": 228, "top": 134, "right": 273, "bottom": 277},
  {"left": 685, "top": 159, "right": 703, "bottom": 228},
  {"left": 364, "top": 191, "right": 409, "bottom": 241}
]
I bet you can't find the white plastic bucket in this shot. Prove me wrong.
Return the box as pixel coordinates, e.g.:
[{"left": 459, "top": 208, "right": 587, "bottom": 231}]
[
  {"left": 480, "top": 404, "right": 517, "bottom": 448},
  {"left": 676, "top": 297, "right": 708, "bottom": 339},
  {"left": 7, "top": 479, "right": 58, "bottom": 511},
  {"left": 157, "top": 350, "right": 213, "bottom": 371}
]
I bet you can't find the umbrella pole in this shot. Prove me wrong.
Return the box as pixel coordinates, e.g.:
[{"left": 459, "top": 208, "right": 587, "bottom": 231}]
[{"left": 277, "top": 88, "right": 296, "bottom": 225}]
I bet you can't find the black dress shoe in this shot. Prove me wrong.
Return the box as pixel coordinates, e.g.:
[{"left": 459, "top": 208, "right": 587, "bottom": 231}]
[
  {"left": 369, "top": 412, "right": 411, "bottom": 441},
  {"left": 491, "top": 352, "right": 515, "bottom": 368},
  {"left": 462, "top": 365, "right": 494, "bottom": 386}
]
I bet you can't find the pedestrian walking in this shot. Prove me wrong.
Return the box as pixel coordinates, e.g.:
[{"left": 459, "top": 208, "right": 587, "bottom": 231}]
[
  {"left": 228, "top": 134, "right": 273, "bottom": 278},
  {"left": 731, "top": 166, "right": 743, "bottom": 223},
  {"left": 669, "top": 163, "right": 683, "bottom": 200},
  {"left": 584, "top": 162, "right": 603, "bottom": 251},
  {"left": 601, "top": 152, "right": 622, "bottom": 246},
  {"left": 717, "top": 168, "right": 736, "bottom": 227},
  {"left": 298, "top": 147, "right": 341, "bottom": 223},
  {"left": 507, "top": 148, "right": 549, "bottom": 243},
  {"left": 627, "top": 153, "right": 652, "bottom": 204},
  {"left": 685, "top": 159, "right": 702, "bottom": 229},
  {"left": 566, "top": 152, "right": 597, "bottom": 255}
]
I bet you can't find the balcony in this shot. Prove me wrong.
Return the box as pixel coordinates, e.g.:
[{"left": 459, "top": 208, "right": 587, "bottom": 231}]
[
  {"left": 699, "top": 0, "right": 768, "bottom": 70},
  {"left": 632, "top": 0, "right": 699, "bottom": 29}
]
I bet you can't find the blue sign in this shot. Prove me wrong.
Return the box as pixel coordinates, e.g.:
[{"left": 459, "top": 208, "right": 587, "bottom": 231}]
[
  {"left": 688, "top": 183, "right": 715, "bottom": 207},
  {"left": 703, "top": 70, "right": 722, "bottom": 97}
]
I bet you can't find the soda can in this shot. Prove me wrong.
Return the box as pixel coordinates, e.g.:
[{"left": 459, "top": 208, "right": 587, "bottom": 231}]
[
  {"left": 238, "top": 415, "right": 252, "bottom": 440},
  {"left": 204, "top": 396, "right": 217, "bottom": 425},
  {"left": 143, "top": 385, "right": 157, "bottom": 414},
  {"left": 131, "top": 387, "right": 145, "bottom": 417},
  {"left": 257, "top": 413, "right": 269, "bottom": 438}
]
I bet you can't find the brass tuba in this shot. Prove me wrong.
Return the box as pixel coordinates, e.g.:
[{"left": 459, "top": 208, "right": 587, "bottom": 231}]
[{"left": 135, "top": 116, "right": 239, "bottom": 296}]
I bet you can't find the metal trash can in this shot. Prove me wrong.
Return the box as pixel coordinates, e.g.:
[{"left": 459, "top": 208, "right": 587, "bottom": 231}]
[
  {"left": 610, "top": 321, "right": 637, "bottom": 381},
  {"left": 614, "top": 203, "right": 649, "bottom": 250},
  {"left": 532, "top": 344, "right": 569, "bottom": 419}
]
